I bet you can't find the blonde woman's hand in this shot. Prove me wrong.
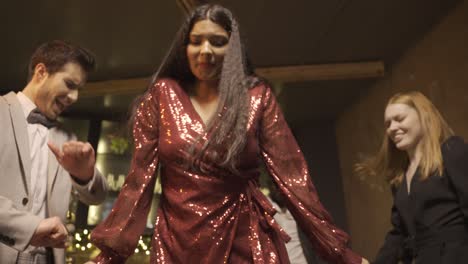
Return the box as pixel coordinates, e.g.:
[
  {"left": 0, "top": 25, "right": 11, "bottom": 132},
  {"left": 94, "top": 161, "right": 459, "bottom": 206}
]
[{"left": 361, "top": 258, "right": 370, "bottom": 264}]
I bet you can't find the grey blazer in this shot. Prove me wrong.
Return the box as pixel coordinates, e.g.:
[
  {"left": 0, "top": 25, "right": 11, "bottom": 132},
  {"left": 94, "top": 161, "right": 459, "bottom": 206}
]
[{"left": 0, "top": 92, "right": 108, "bottom": 264}]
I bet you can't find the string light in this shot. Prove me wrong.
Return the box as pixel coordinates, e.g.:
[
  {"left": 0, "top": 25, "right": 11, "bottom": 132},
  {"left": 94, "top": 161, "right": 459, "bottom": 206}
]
[{"left": 68, "top": 229, "right": 152, "bottom": 259}]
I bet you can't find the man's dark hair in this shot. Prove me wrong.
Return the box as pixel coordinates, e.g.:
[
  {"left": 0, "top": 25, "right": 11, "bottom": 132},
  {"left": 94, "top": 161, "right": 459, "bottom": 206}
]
[{"left": 28, "top": 40, "right": 96, "bottom": 80}]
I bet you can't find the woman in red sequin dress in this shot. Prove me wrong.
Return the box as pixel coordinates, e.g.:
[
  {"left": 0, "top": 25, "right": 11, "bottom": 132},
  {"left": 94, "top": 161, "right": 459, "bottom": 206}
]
[{"left": 90, "top": 4, "right": 366, "bottom": 264}]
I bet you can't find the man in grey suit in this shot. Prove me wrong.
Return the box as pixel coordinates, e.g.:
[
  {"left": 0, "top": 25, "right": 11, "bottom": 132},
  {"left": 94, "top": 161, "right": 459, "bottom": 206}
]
[{"left": 0, "top": 40, "right": 108, "bottom": 264}]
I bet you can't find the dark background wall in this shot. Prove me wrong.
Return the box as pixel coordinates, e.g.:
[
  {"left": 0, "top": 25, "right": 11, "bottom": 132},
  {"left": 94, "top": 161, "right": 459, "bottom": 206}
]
[
  {"left": 336, "top": 0, "right": 468, "bottom": 258},
  {"left": 292, "top": 120, "right": 349, "bottom": 233}
]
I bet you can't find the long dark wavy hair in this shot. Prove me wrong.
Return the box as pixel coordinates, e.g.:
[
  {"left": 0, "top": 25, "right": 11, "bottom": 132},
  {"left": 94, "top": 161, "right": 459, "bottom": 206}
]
[{"left": 130, "top": 4, "right": 261, "bottom": 173}]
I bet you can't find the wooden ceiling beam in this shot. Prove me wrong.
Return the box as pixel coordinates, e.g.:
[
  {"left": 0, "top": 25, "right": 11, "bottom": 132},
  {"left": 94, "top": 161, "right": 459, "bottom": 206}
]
[
  {"left": 256, "top": 61, "right": 384, "bottom": 82},
  {"left": 80, "top": 78, "right": 149, "bottom": 98},
  {"left": 80, "top": 61, "right": 384, "bottom": 98}
]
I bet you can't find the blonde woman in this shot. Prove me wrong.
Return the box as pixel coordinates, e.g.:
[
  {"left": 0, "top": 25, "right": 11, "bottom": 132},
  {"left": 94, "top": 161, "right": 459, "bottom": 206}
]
[{"left": 357, "top": 91, "right": 468, "bottom": 264}]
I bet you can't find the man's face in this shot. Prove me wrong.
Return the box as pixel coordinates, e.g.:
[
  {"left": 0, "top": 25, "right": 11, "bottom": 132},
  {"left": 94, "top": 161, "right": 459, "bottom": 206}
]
[{"left": 35, "top": 62, "right": 86, "bottom": 120}]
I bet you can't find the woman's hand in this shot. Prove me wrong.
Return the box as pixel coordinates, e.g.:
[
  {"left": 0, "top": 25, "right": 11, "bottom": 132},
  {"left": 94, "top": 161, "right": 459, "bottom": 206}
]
[{"left": 361, "top": 258, "right": 370, "bottom": 264}]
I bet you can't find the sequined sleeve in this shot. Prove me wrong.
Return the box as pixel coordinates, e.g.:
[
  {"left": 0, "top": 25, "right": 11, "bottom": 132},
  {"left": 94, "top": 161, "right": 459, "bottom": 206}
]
[
  {"left": 258, "top": 86, "right": 362, "bottom": 264},
  {"left": 90, "top": 85, "right": 160, "bottom": 263}
]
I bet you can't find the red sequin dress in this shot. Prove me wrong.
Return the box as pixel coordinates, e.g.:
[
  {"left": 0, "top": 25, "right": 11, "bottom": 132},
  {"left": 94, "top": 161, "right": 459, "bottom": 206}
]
[{"left": 91, "top": 78, "right": 362, "bottom": 264}]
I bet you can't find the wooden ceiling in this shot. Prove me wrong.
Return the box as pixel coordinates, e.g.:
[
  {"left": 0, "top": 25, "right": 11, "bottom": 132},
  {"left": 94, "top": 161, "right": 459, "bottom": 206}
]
[{"left": 1, "top": 0, "right": 459, "bottom": 123}]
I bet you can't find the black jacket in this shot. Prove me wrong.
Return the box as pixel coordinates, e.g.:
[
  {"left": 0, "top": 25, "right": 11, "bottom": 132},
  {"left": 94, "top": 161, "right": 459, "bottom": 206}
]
[{"left": 374, "top": 136, "right": 468, "bottom": 264}]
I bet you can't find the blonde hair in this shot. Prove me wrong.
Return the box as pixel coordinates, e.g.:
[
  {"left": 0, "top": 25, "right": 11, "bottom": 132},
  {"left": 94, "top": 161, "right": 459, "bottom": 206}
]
[{"left": 355, "top": 91, "right": 454, "bottom": 186}]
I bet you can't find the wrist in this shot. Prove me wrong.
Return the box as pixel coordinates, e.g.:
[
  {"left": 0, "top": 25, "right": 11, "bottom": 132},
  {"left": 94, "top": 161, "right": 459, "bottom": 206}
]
[{"left": 72, "top": 168, "right": 94, "bottom": 185}]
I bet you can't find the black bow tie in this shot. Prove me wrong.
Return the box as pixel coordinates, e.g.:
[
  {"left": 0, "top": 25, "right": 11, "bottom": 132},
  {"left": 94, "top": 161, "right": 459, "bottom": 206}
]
[{"left": 27, "top": 108, "right": 57, "bottom": 128}]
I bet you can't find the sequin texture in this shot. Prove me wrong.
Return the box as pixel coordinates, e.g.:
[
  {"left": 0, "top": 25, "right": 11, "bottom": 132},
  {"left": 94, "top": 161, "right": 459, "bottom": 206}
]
[{"left": 91, "top": 79, "right": 362, "bottom": 264}]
